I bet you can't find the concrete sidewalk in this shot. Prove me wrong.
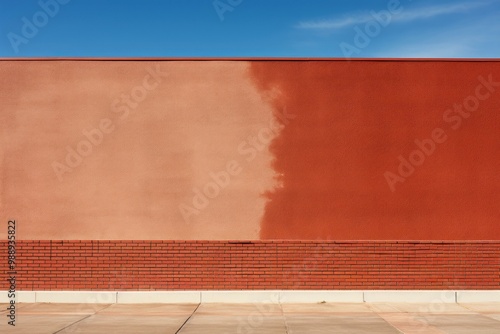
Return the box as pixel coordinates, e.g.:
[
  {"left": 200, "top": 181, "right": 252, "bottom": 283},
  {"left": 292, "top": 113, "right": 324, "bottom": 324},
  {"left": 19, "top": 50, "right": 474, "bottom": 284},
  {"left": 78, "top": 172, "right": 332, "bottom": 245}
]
[{"left": 1, "top": 302, "right": 499, "bottom": 333}]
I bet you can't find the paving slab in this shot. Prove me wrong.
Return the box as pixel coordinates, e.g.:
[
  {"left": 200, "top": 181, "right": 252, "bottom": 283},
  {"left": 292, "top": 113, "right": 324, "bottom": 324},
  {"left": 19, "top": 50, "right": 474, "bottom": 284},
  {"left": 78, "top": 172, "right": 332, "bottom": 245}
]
[
  {"left": 282, "top": 302, "right": 374, "bottom": 314},
  {"left": 58, "top": 314, "right": 187, "bottom": 334},
  {"left": 179, "top": 303, "right": 286, "bottom": 333},
  {"left": 180, "top": 315, "right": 287, "bottom": 333},
  {"left": 369, "top": 303, "right": 500, "bottom": 334},
  {"left": 374, "top": 312, "right": 450, "bottom": 334},
  {"left": 0, "top": 303, "right": 29, "bottom": 314},
  {"left": 458, "top": 303, "right": 500, "bottom": 313},
  {"left": 97, "top": 303, "right": 198, "bottom": 316},
  {"left": 1, "top": 303, "right": 86, "bottom": 334},
  {"left": 284, "top": 314, "right": 401, "bottom": 334},
  {"left": 410, "top": 314, "right": 500, "bottom": 334},
  {"left": 16, "top": 303, "right": 110, "bottom": 315},
  {"left": 195, "top": 303, "right": 282, "bottom": 316},
  {"left": 0, "top": 314, "right": 87, "bottom": 334},
  {"left": 484, "top": 314, "right": 500, "bottom": 322},
  {"left": 368, "top": 302, "right": 474, "bottom": 314},
  {"left": 58, "top": 303, "right": 199, "bottom": 334}
]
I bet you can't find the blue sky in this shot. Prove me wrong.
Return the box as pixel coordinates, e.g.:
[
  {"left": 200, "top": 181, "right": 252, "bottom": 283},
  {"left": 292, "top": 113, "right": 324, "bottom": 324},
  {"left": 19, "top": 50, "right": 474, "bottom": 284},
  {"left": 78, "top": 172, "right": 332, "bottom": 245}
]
[{"left": 0, "top": 0, "right": 499, "bottom": 57}]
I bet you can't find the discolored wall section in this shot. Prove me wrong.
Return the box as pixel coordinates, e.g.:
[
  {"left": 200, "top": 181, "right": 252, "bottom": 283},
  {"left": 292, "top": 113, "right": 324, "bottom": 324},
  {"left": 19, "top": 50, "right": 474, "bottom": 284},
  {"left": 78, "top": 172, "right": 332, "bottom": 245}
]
[{"left": 0, "top": 60, "right": 278, "bottom": 240}]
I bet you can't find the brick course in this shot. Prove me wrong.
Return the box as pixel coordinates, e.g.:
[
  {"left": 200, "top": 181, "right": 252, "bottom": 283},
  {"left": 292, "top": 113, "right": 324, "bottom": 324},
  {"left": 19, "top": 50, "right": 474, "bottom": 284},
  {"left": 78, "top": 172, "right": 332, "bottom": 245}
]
[{"left": 3, "top": 241, "right": 499, "bottom": 290}]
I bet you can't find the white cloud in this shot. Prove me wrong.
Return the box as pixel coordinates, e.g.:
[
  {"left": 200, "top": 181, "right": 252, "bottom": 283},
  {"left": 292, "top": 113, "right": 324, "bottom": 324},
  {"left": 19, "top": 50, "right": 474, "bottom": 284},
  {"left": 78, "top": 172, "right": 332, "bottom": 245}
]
[
  {"left": 394, "top": 2, "right": 489, "bottom": 22},
  {"left": 297, "top": 1, "right": 493, "bottom": 30},
  {"left": 297, "top": 14, "right": 373, "bottom": 30},
  {"left": 376, "top": 42, "right": 471, "bottom": 58},
  {"left": 371, "top": 14, "right": 500, "bottom": 58}
]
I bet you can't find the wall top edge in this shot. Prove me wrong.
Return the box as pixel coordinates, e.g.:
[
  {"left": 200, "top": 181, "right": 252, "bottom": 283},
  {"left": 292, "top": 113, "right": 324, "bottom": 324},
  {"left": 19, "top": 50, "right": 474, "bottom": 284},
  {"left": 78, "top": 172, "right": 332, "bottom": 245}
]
[
  {"left": 0, "top": 57, "right": 499, "bottom": 62},
  {"left": 6, "top": 240, "right": 500, "bottom": 243}
]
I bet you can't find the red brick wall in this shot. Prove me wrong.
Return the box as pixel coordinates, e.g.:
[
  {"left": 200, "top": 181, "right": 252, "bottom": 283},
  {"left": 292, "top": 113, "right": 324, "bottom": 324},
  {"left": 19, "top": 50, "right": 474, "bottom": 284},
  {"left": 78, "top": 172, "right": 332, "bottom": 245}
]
[{"left": 4, "top": 241, "right": 499, "bottom": 290}]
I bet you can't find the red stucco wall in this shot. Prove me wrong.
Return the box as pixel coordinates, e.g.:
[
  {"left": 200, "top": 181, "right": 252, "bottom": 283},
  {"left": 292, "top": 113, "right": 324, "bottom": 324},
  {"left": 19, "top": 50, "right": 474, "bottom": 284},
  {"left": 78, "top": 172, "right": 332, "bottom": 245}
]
[{"left": 250, "top": 60, "right": 500, "bottom": 240}]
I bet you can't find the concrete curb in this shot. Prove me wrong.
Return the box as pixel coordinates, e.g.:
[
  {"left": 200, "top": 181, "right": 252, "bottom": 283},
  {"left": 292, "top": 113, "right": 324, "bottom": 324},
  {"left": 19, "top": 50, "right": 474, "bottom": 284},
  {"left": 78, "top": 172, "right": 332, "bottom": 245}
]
[
  {"left": 280, "top": 290, "right": 362, "bottom": 303},
  {"left": 117, "top": 291, "right": 200, "bottom": 304},
  {"left": 363, "top": 290, "right": 457, "bottom": 303},
  {"left": 36, "top": 291, "right": 118, "bottom": 304},
  {"left": 457, "top": 290, "right": 500, "bottom": 303},
  {"left": 1, "top": 290, "right": 499, "bottom": 304}
]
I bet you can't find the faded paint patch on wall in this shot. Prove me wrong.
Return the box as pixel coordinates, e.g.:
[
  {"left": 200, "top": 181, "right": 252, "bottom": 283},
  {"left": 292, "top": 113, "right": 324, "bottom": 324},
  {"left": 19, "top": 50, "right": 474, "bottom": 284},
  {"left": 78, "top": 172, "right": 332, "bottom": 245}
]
[{"left": 0, "top": 60, "right": 278, "bottom": 240}]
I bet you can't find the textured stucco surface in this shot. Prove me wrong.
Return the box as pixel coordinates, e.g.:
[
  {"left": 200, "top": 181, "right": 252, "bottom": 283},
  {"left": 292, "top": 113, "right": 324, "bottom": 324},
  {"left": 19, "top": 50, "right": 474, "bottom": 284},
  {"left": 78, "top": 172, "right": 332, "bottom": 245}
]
[
  {"left": 250, "top": 60, "right": 500, "bottom": 240},
  {"left": 1, "top": 59, "right": 499, "bottom": 240}
]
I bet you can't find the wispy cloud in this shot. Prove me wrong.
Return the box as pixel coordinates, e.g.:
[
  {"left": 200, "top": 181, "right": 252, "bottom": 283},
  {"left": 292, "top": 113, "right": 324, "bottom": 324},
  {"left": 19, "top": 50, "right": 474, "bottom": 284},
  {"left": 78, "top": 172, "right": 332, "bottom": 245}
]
[
  {"left": 297, "top": 1, "right": 493, "bottom": 30},
  {"left": 372, "top": 13, "right": 500, "bottom": 58},
  {"left": 376, "top": 41, "right": 472, "bottom": 58},
  {"left": 297, "top": 14, "right": 373, "bottom": 30},
  {"left": 395, "top": 1, "right": 490, "bottom": 22}
]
